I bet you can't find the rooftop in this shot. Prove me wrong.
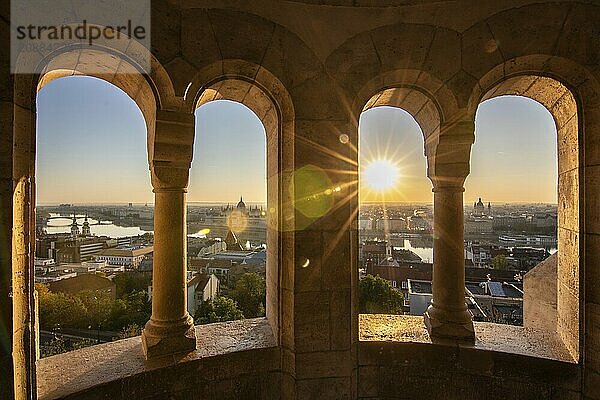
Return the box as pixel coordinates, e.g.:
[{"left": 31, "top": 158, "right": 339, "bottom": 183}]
[{"left": 96, "top": 246, "right": 153, "bottom": 257}]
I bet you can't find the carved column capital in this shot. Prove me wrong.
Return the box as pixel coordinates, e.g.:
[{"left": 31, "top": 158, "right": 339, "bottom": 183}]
[
  {"left": 426, "top": 119, "right": 474, "bottom": 190},
  {"left": 150, "top": 164, "right": 190, "bottom": 192},
  {"left": 148, "top": 109, "right": 195, "bottom": 191}
]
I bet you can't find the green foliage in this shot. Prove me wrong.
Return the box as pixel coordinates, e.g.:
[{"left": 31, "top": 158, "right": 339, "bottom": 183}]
[
  {"left": 76, "top": 290, "right": 113, "bottom": 329},
  {"left": 117, "top": 324, "right": 143, "bottom": 339},
  {"left": 358, "top": 274, "right": 404, "bottom": 314},
  {"left": 37, "top": 283, "right": 151, "bottom": 333},
  {"left": 194, "top": 296, "right": 244, "bottom": 324},
  {"left": 37, "top": 288, "right": 88, "bottom": 329},
  {"left": 40, "top": 337, "right": 97, "bottom": 358},
  {"left": 112, "top": 272, "right": 152, "bottom": 298},
  {"left": 491, "top": 255, "right": 509, "bottom": 270},
  {"left": 229, "top": 272, "right": 266, "bottom": 318}
]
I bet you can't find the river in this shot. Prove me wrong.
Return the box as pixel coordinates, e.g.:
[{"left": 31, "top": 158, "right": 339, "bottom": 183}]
[
  {"left": 45, "top": 214, "right": 150, "bottom": 238},
  {"left": 394, "top": 239, "right": 434, "bottom": 262},
  {"left": 387, "top": 238, "right": 556, "bottom": 264}
]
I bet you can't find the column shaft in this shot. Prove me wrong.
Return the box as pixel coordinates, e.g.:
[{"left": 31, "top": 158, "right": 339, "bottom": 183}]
[
  {"left": 424, "top": 185, "right": 475, "bottom": 341},
  {"left": 151, "top": 190, "right": 187, "bottom": 321},
  {"left": 142, "top": 188, "right": 196, "bottom": 358}
]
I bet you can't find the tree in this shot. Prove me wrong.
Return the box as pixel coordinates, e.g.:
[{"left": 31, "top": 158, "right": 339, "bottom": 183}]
[
  {"left": 230, "top": 272, "right": 266, "bottom": 318},
  {"left": 77, "top": 290, "right": 112, "bottom": 329},
  {"left": 112, "top": 272, "right": 152, "bottom": 298},
  {"left": 491, "top": 255, "right": 509, "bottom": 270},
  {"left": 358, "top": 274, "right": 404, "bottom": 314},
  {"left": 41, "top": 337, "right": 97, "bottom": 358},
  {"left": 37, "top": 289, "right": 88, "bottom": 329},
  {"left": 36, "top": 283, "right": 152, "bottom": 333},
  {"left": 194, "top": 296, "right": 244, "bottom": 324},
  {"left": 107, "top": 290, "right": 151, "bottom": 331},
  {"left": 117, "top": 324, "right": 143, "bottom": 339}
]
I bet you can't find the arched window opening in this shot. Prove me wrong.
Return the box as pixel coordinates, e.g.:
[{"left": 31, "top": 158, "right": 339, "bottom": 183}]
[
  {"left": 188, "top": 100, "right": 267, "bottom": 324},
  {"left": 471, "top": 75, "right": 579, "bottom": 361},
  {"left": 35, "top": 76, "right": 152, "bottom": 357},
  {"left": 358, "top": 105, "right": 433, "bottom": 317},
  {"left": 466, "top": 95, "right": 557, "bottom": 327}
]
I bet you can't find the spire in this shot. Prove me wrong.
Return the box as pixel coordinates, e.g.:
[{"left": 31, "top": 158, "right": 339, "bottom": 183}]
[
  {"left": 82, "top": 213, "right": 91, "bottom": 236},
  {"left": 70, "top": 213, "right": 80, "bottom": 238},
  {"left": 224, "top": 229, "right": 243, "bottom": 251}
]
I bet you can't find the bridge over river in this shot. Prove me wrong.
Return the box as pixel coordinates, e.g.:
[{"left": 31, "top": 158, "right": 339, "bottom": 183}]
[{"left": 40, "top": 214, "right": 114, "bottom": 227}]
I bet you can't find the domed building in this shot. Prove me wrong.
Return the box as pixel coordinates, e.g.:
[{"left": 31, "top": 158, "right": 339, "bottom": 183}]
[
  {"left": 473, "top": 198, "right": 487, "bottom": 216},
  {"left": 236, "top": 195, "right": 246, "bottom": 211}
]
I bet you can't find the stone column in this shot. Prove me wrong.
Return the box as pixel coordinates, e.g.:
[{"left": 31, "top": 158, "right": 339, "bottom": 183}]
[
  {"left": 424, "top": 182, "right": 474, "bottom": 341},
  {"left": 12, "top": 102, "right": 37, "bottom": 400},
  {"left": 142, "top": 111, "right": 196, "bottom": 358},
  {"left": 424, "top": 121, "right": 475, "bottom": 342}
]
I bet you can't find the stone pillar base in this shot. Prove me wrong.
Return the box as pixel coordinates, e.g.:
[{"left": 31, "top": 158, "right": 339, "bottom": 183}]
[
  {"left": 424, "top": 304, "right": 475, "bottom": 342},
  {"left": 141, "top": 314, "right": 197, "bottom": 359}
]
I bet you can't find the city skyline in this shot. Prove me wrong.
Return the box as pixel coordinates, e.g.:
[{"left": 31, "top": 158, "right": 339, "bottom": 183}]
[{"left": 37, "top": 76, "right": 558, "bottom": 205}]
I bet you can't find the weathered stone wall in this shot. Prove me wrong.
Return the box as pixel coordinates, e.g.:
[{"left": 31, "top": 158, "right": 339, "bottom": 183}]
[
  {"left": 4, "top": 1, "right": 600, "bottom": 398},
  {"left": 358, "top": 341, "right": 580, "bottom": 400},
  {"left": 524, "top": 253, "right": 558, "bottom": 333},
  {"left": 0, "top": 1, "right": 14, "bottom": 397},
  {"left": 478, "top": 75, "right": 580, "bottom": 360},
  {"left": 358, "top": 315, "right": 579, "bottom": 399},
  {"left": 37, "top": 319, "right": 281, "bottom": 400}
]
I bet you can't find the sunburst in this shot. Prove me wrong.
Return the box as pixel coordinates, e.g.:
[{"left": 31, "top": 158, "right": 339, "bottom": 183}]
[{"left": 362, "top": 159, "right": 400, "bottom": 193}]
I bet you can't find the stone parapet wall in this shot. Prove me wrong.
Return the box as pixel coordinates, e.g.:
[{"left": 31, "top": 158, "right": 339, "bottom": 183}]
[
  {"left": 524, "top": 253, "right": 558, "bottom": 333},
  {"left": 358, "top": 315, "right": 579, "bottom": 399},
  {"left": 36, "top": 318, "right": 280, "bottom": 400}
]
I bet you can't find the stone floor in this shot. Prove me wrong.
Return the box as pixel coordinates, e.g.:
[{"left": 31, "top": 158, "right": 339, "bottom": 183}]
[{"left": 359, "top": 314, "right": 575, "bottom": 362}]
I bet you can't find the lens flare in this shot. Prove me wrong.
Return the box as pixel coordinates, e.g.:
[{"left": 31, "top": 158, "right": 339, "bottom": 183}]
[{"left": 363, "top": 159, "right": 399, "bottom": 192}]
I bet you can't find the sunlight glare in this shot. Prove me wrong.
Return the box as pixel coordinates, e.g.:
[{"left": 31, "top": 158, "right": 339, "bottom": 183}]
[{"left": 363, "top": 159, "right": 399, "bottom": 192}]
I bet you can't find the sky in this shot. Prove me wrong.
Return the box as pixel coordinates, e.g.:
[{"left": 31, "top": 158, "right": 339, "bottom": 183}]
[
  {"left": 359, "top": 98, "right": 558, "bottom": 204},
  {"left": 36, "top": 76, "right": 558, "bottom": 205}
]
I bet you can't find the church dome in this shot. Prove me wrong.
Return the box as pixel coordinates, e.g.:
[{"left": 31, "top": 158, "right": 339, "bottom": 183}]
[{"left": 237, "top": 196, "right": 246, "bottom": 209}]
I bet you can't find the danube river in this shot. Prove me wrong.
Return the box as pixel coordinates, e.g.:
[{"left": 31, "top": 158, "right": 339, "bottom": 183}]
[
  {"left": 394, "top": 239, "right": 434, "bottom": 262},
  {"left": 45, "top": 214, "right": 150, "bottom": 238}
]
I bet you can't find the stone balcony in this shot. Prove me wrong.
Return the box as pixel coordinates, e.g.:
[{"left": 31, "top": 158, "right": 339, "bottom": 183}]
[
  {"left": 36, "top": 314, "right": 579, "bottom": 399},
  {"left": 37, "top": 318, "right": 279, "bottom": 399}
]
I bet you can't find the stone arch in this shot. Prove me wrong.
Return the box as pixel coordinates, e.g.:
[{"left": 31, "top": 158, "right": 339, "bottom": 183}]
[
  {"left": 461, "top": 2, "right": 600, "bottom": 82},
  {"left": 12, "top": 44, "right": 176, "bottom": 178},
  {"left": 188, "top": 60, "right": 296, "bottom": 350},
  {"left": 11, "top": 45, "right": 162, "bottom": 394},
  {"left": 325, "top": 22, "right": 460, "bottom": 94},
  {"left": 355, "top": 70, "right": 453, "bottom": 141},
  {"left": 469, "top": 66, "right": 587, "bottom": 361},
  {"left": 353, "top": 74, "right": 478, "bottom": 342},
  {"left": 353, "top": 68, "right": 473, "bottom": 191}
]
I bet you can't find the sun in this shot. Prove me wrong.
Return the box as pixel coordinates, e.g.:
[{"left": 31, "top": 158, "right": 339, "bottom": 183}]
[{"left": 363, "top": 159, "right": 400, "bottom": 192}]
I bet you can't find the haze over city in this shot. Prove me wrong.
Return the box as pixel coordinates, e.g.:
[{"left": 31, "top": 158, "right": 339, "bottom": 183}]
[{"left": 36, "top": 76, "right": 558, "bottom": 205}]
